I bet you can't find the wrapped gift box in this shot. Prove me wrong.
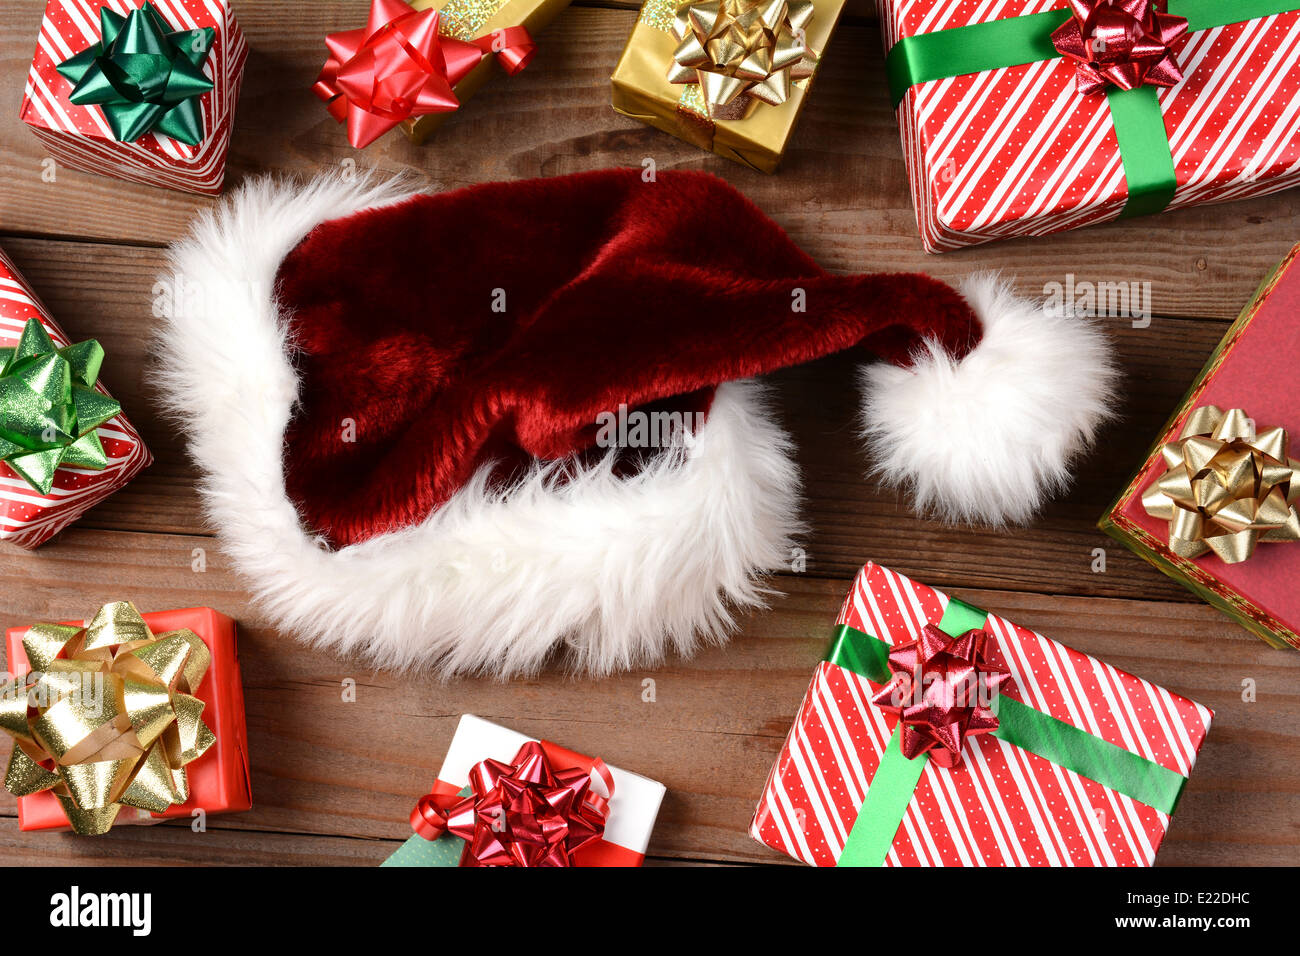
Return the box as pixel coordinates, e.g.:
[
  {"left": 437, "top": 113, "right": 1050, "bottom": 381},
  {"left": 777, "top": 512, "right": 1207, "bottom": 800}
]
[
  {"left": 384, "top": 714, "right": 666, "bottom": 866},
  {"left": 0, "top": 246, "right": 151, "bottom": 549},
  {"left": 1101, "top": 243, "right": 1300, "bottom": 651},
  {"left": 5, "top": 605, "right": 252, "bottom": 832},
  {"left": 20, "top": 0, "right": 247, "bottom": 196},
  {"left": 751, "top": 562, "right": 1212, "bottom": 866},
  {"left": 611, "top": 0, "right": 845, "bottom": 173},
  {"left": 877, "top": 1, "right": 1300, "bottom": 252},
  {"left": 400, "top": 0, "right": 573, "bottom": 145}
]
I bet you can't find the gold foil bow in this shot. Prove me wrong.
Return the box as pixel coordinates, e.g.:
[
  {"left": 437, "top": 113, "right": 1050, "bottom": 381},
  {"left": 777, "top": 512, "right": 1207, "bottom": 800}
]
[
  {"left": 1142, "top": 406, "right": 1300, "bottom": 564},
  {"left": 666, "top": 0, "right": 818, "bottom": 120},
  {"left": 0, "top": 602, "right": 215, "bottom": 835}
]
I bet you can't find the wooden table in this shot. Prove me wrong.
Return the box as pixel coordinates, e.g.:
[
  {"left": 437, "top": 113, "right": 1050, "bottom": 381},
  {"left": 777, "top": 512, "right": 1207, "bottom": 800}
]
[{"left": 1, "top": 0, "right": 1297, "bottom": 867}]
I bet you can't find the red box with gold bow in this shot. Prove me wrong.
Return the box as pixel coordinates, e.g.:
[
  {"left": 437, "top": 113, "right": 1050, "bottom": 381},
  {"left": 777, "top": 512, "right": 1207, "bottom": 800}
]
[
  {"left": 3, "top": 603, "right": 252, "bottom": 834},
  {"left": 750, "top": 562, "right": 1212, "bottom": 866},
  {"left": 0, "top": 246, "right": 151, "bottom": 550},
  {"left": 1102, "top": 243, "right": 1300, "bottom": 651},
  {"left": 383, "top": 715, "right": 665, "bottom": 866},
  {"left": 19, "top": 0, "right": 247, "bottom": 196},
  {"left": 878, "top": 0, "right": 1300, "bottom": 252}
]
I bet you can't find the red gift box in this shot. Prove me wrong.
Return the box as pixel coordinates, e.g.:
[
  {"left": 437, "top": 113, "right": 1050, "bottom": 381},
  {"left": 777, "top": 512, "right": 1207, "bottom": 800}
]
[
  {"left": 5, "top": 605, "right": 252, "bottom": 832},
  {"left": 878, "top": 0, "right": 1300, "bottom": 252},
  {"left": 1102, "top": 243, "right": 1300, "bottom": 650},
  {"left": 383, "top": 715, "right": 666, "bottom": 867},
  {"left": 751, "top": 562, "right": 1212, "bottom": 866},
  {"left": 19, "top": 0, "right": 247, "bottom": 196},
  {"left": 0, "top": 246, "right": 151, "bottom": 549}
]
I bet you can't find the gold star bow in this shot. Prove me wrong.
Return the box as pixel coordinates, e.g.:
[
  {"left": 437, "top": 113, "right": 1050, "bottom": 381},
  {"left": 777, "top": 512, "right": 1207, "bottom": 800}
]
[
  {"left": 1142, "top": 406, "right": 1300, "bottom": 564},
  {"left": 0, "top": 602, "right": 215, "bottom": 835},
  {"left": 666, "top": 0, "right": 818, "bottom": 120}
]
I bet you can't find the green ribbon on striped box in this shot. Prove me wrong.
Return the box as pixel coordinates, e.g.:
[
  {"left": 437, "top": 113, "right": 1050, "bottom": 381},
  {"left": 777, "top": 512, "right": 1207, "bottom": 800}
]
[
  {"left": 829, "top": 597, "right": 1188, "bottom": 867},
  {"left": 884, "top": 0, "right": 1300, "bottom": 218}
]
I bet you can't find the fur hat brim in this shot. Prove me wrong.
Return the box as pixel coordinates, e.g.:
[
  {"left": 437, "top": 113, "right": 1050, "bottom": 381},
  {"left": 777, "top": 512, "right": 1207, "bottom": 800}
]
[{"left": 155, "top": 173, "right": 802, "bottom": 677}]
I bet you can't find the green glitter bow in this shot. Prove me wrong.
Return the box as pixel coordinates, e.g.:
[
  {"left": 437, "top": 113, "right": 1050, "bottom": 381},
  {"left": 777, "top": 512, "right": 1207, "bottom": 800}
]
[
  {"left": 56, "top": 2, "right": 215, "bottom": 146},
  {"left": 0, "top": 319, "right": 122, "bottom": 495}
]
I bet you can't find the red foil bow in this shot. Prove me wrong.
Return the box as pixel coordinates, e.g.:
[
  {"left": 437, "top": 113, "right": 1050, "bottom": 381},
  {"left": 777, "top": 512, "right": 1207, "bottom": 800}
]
[
  {"left": 410, "top": 740, "right": 614, "bottom": 866},
  {"left": 1051, "top": 0, "right": 1189, "bottom": 95},
  {"left": 314, "top": 0, "right": 536, "bottom": 148},
  {"left": 870, "top": 624, "right": 1010, "bottom": 768}
]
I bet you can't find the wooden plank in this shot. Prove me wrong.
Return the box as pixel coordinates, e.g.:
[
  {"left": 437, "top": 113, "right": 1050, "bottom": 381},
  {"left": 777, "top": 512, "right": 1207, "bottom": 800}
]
[
  {"left": 0, "top": 814, "right": 751, "bottom": 866},
  {"left": 2, "top": 0, "right": 1296, "bottom": 872},
  {"left": 0, "top": 233, "right": 1247, "bottom": 602},
  {"left": 2, "top": 4, "right": 1297, "bottom": 318},
  {"left": 0, "top": 535, "right": 1294, "bottom": 865},
  {"left": 0, "top": 818, "right": 395, "bottom": 866}
]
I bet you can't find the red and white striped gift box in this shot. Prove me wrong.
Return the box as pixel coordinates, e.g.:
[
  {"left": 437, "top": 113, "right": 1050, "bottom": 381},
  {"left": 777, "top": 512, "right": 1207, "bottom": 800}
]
[
  {"left": 19, "top": 0, "right": 248, "bottom": 196},
  {"left": 0, "top": 247, "right": 152, "bottom": 550},
  {"left": 879, "top": 1, "right": 1300, "bottom": 252},
  {"left": 750, "top": 562, "right": 1213, "bottom": 866}
]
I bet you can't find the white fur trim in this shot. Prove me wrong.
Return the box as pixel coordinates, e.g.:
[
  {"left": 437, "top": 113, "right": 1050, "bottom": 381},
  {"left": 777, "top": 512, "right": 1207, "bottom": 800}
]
[
  {"left": 155, "top": 173, "right": 801, "bottom": 677},
  {"left": 859, "top": 273, "right": 1119, "bottom": 526}
]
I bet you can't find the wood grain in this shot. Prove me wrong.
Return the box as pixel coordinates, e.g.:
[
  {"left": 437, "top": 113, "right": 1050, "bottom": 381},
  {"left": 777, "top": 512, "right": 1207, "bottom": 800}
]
[
  {"left": 1, "top": 541, "right": 1295, "bottom": 864},
  {"left": 2, "top": 3, "right": 1298, "bottom": 319},
  {"left": 0, "top": 0, "right": 1296, "bottom": 868},
  {"left": 0, "top": 233, "right": 1249, "bottom": 604}
]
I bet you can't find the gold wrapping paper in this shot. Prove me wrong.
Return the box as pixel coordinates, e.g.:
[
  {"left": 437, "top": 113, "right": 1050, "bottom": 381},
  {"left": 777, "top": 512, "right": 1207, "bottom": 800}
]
[
  {"left": 611, "top": 0, "right": 843, "bottom": 173},
  {"left": 400, "top": 0, "right": 574, "bottom": 144},
  {"left": 667, "top": 0, "right": 819, "bottom": 120},
  {"left": 1142, "top": 405, "right": 1300, "bottom": 564},
  {"left": 0, "top": 602, "right": 215, "bottom": 835}
]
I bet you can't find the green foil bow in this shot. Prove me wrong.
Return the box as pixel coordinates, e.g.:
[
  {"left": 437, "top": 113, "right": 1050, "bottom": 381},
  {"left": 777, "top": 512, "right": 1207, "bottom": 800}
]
[
  {"left": 56, "top": 2, "right": 215, "bottom": 146},
  {"left": 0, "top": 318, "right": 121, "bottom": 494}
]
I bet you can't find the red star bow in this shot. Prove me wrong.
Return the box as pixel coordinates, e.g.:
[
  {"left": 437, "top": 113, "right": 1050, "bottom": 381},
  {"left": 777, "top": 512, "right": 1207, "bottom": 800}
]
[
  {"left": 870, "top": 624, "right": 1011, "bottom": 768},
  {"left": 314, "top": 0, "right": 536, "bottom": 148},
  {"left": 1051, "top": 0, "right": 1189, "bottom": 95},
  {"left": 409, "top": 741, "right": 613, "bottom": 866}
]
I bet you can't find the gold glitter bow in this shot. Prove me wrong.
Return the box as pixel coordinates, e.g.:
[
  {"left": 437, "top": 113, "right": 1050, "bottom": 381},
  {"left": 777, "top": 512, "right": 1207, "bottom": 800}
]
[
  {"left": 1142, "top": 406, "right": 1300, "bottom": 564},
  {"left": 666, "top": 0, "right": 818, "bottom": 120},
  {"left": 0, "top": 602, "right": 215, "bottom": 835}
]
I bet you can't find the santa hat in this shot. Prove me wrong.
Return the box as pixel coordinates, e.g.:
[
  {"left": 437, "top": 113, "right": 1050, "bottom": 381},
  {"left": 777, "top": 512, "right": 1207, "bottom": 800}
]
[{"left": 155, "top": 169, "right": 1117, "bottom": 677}]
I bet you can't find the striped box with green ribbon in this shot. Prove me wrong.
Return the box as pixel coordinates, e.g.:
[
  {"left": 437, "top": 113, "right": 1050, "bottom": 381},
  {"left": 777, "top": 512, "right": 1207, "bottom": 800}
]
[
  {"left": 877, "top": 0, "right": 1300, "bottom": 252},
  {"left": 750, "top": 562, "right": 1212, "bottom": 866}
]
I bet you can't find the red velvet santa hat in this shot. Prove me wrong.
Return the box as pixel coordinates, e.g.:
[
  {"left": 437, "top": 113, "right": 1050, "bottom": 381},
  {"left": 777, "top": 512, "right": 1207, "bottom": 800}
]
[{"left": 156, "top": 169, "right": 1117, "bottom": 677}]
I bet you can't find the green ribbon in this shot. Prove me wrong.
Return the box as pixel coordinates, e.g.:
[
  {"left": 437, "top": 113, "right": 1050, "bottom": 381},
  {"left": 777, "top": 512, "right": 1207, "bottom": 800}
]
[
  {"left": 0, "top": 319, "right": 121, "bottom": 495},
  {"left": 383, "top": 786, "right": 473, "bottom": 867},
  {"left": 830, "top": 598, "right": 1188, "bottom": 867},
  {"left": 883, "top": 0, "right": 1300, "bottom": 218},
  {"left": 57, "top": 2, "right": 215, "bottom": 146}
]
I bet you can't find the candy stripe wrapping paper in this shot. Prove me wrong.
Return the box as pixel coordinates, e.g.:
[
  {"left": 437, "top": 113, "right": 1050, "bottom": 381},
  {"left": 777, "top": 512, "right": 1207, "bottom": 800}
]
[
  {"left": 0, "top": 247, "right": 151, "bottom": 549},
  {"left": 383, "top": 715, "right": 667, "bottom": 866},
  {"left": 750, "top": 562, "right": 1212, "bottom": 866},
  {"left": 878, "top": 0, "right": 1300, "bottom": 252},
  {"left": 20, "top": 0, "right": 247, "bottom": 196}
]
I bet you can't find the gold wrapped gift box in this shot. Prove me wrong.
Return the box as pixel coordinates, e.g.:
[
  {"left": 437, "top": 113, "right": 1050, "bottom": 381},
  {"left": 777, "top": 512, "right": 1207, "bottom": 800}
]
[
  {"left": 400, "top": 0, "right": 573, "bottom": 144},
  {"left": 611, "top": 0, "right": 844, "bottom": 173}
]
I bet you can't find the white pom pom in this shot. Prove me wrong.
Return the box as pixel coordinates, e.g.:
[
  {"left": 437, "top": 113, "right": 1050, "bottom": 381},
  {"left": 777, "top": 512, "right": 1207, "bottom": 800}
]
[{"left": 859, "top": 273, "right": 1120, "bottom": 526}]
